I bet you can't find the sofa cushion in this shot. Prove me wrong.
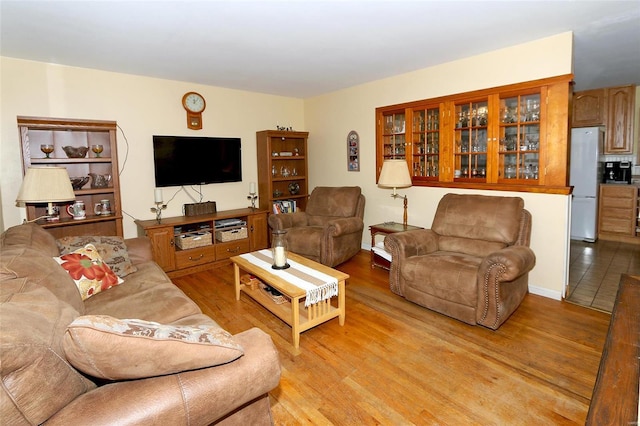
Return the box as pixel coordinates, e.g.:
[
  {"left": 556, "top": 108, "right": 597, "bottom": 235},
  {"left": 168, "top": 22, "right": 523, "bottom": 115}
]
[
  {"left": 432, "top": 194, "right": 524, "bottom": 246},
  {"left": 83, "top": 261, "right": 202, "bottom": 323},
  {"left": 54, "top": 244, "right": 123, "bottom": 301},
  {"left": 0, "top": 222, "right": 59, "bottom": 256},
  {"left": 305, "top": 186, "right": 361, "bottom": 218},
  {"left": 0, "top": 280, "right": 95, "bottom": 425},
  {"left": 402, "top": 252, "right": 482, "bottom": 307},
  {"left": 63, "top": 315, "right": 244, "bottom": 380},
  {"left": 0, "top": 246, "right": 85, "bottom": 314},
  {"left": 56, "top": 236, "right": 138, "bottom": 278}
]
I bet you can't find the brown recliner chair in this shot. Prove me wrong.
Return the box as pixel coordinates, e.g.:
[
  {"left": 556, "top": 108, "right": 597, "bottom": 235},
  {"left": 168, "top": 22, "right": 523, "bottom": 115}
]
[
  {"left": 268, "top": 186, "right": 365, "bottom": 267},
  {"left": 384, "top": 193, "right": 535, "bottom": 329}
]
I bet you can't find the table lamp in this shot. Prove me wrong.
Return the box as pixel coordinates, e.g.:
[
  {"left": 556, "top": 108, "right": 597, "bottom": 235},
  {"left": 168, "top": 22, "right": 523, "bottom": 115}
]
[
  {"left": 16, "top": 166, "right": 76, "bottom": 222},
  {"left": 378, "top": 159, "right": 412, "bottom": 227}
]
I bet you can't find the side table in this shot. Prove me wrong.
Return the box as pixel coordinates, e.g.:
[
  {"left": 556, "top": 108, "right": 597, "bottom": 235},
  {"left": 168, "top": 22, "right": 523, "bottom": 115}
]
[{"left": 369, "top": 222, "right": 423, "bottom": 270}]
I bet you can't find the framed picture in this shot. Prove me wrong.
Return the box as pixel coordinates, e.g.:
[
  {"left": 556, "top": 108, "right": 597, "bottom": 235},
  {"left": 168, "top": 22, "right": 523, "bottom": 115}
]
[{"left": 347, "top": 130, "right": 360, "bottom": 172}]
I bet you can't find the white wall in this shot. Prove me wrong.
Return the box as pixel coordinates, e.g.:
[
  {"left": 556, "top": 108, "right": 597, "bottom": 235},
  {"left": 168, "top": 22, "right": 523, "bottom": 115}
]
[
  {"left": 0, "top": 57, "right": 304, "bottom": 237},
  {"left": 1, "top": 32, "right": 574, "bottom": 299},
  {"left": 303, "top": 32, "right": 574, "bottom": 299}
]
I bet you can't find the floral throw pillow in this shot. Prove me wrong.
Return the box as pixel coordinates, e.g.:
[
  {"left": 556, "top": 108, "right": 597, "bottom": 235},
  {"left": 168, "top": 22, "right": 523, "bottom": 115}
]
[
  {"left": 63, "top": 315, "right": 244, "bottom": 380},
  {"left": 56, "top": 236, "right": 137, "bottom": 278},
  {"left": 54, "top": 244, "right": 123, "bottom": 300}
]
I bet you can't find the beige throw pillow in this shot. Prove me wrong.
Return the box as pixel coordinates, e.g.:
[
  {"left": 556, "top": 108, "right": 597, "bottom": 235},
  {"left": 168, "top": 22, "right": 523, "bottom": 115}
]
[{"left": 63, "top": 315, "right": 244, "bottom": 380}]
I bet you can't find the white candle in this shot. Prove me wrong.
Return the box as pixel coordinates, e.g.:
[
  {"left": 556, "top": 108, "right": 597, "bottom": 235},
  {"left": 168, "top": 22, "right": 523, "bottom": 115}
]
[
  {"left": 274, "top": 246, "right": 286, "bottom": 267},
  {"left": 250, "top": 182, "right": 256, "bottom": 194},
  {"left": 154, "top": 188, "right": 163, "bottom": 203}
]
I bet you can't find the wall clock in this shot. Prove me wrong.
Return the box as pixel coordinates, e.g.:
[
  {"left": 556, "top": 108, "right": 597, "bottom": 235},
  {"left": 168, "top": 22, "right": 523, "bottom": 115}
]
[{"left": 182, "top": 92, "right": 206, "bottom": 130}]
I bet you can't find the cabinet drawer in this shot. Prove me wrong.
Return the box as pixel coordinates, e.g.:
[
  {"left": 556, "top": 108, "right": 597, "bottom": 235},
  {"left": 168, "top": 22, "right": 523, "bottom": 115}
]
[
  {"left": 216, "top": 240, "right": 250, "bottom": 260},
  {"left": 175, "top": 245, "right": 217, "bottom": 269},
  {"left": 602, "top": 197, "right": 635, "bottom": 209},
  {"left": 601, "top": 185, "right": 635, "bottom": 199},
  {"left": 601, "top": 208, "right": 634, "bottom": 220},
  {"left": 600, "top": 218, "right": 634, "bottom": 234}
]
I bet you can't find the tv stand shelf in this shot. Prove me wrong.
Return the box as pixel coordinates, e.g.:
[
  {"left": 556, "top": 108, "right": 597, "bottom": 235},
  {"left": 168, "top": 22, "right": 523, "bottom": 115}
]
[{"left": 135, "top": 208, "right": 268, "bottom": 278}]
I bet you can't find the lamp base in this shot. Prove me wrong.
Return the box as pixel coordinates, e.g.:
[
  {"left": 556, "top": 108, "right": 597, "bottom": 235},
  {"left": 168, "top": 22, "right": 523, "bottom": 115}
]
[{"left": 271, "top": 263, "right": 290, "bottom": 270}]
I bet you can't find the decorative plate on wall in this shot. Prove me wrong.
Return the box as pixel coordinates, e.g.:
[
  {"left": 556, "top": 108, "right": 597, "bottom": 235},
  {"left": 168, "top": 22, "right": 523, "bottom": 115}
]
[{"left": 347, "top": 130, "right": 359, "bottom": 172}]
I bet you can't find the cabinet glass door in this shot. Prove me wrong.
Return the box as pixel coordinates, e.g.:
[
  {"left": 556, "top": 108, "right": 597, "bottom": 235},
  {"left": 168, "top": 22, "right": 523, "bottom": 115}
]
[
  {"left": 382, "top": 112, "right": 406, "bottom": 160},
  {"left": 412, "top": 107, "right": 440, "bottom": 180},
  {"left": 454, "top": 100, "right": 488, "bottom": 181},
  {"left": 498, "top": 93, "right": 540, "bottom": 182}
]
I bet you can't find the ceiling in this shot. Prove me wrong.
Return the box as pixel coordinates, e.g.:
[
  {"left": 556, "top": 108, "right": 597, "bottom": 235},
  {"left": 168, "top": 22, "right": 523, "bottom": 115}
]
[{"left": 1, "top": 1, "right": 639, "bottom": 98}]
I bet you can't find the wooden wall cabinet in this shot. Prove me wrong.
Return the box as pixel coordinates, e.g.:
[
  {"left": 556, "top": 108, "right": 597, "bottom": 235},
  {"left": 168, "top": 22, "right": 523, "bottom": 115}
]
[
  {"left": 572, "top": 89, "right": 607, "bottom": 127},
  {"left": 598, "top": 184, "right": 639, "bottom": 243},
  {"left": 605, "top": 85, "right": 635, "bottom": 154},
  {"left": 136, "top": 208, "right": 269, "bottom": 278},
  {"left": 375, "top": 75, "right": 572, "bottom": 194},
  {"left": 18, "top": 116, "right": 123, "bottom": 238},
  {"left": 257, "top": 130, "right": 309, "bottom": 213}
]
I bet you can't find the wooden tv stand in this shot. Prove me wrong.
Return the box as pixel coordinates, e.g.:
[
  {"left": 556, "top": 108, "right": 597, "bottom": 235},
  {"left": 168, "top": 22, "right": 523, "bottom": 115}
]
[{"left": 135, "top": 208, "right": 269, "bottom": 278}]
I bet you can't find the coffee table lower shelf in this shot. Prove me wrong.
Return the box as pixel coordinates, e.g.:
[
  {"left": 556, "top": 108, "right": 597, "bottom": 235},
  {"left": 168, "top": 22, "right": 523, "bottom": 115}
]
[{"left": 232, "top": 252, "right": 347, "bottom": 349}]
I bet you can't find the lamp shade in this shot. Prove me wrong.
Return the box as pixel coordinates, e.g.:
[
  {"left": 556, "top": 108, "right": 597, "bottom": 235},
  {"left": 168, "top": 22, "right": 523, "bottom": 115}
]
[
  {"left": 378, "top": 160, "right": 412, "bottom": 189},
  {"left": 16, "top": 166, "right": 76, "bottom": 205}
]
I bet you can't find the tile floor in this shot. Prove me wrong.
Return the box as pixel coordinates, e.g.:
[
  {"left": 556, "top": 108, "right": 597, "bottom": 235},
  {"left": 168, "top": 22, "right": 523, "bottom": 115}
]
[{"left": 567, "top": 239, "right": 640, "bottom": 312}]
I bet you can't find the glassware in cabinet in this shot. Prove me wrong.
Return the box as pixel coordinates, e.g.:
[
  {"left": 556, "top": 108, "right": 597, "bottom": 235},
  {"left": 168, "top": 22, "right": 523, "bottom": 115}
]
[
  {"left": 412, "top": 107, "right": 440, "bottom": 179},
  {"left": 454, "top": 100, "right": 488, "bottom": 181},
  {"left": 382, "top": 112, "right": 406, "bottom": 160},
  {"left": 498, "top": 93, "right": 540, "bottom": 182}
]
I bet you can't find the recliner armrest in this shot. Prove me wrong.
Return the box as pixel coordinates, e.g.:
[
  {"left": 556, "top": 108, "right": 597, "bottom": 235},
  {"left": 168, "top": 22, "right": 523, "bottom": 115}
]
[
  {"left": 384, "top": 229, "right": 438, "bottom": 259},
  {"left": 324, "top": 217, "right": 364, "bottom": 237},
  {"left": 268, "top": 212, "right": 308, "bottom": 230},
  {"left": 480, "top": 245, "right": 536, "bottom": 282}
]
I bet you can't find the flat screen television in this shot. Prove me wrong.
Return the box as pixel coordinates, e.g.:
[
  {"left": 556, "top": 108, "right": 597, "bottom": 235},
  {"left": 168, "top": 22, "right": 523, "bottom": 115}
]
[{"left": 153, "top": 135, "right": 242, "bottom": 187}]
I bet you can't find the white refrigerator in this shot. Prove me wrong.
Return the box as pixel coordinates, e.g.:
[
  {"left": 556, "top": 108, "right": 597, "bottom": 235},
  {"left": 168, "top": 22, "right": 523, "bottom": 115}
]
[{"left": 570, "top": 127, "right": 604, "bottom": 242}]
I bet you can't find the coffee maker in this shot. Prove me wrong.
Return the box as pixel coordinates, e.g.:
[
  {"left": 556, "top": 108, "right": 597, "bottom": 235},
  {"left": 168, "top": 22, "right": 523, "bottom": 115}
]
[{"left": 602, "top": 161, "right": 632, "bottom": 184}]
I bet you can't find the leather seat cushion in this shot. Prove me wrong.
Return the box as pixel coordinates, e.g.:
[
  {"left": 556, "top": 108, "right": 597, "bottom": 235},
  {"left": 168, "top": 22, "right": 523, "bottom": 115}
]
[
  {"left": 402, "top": 252, "right": 482, "bottom": 307},
  {"left": 285, "top": 226, "right": 324, "bottom": 259}
]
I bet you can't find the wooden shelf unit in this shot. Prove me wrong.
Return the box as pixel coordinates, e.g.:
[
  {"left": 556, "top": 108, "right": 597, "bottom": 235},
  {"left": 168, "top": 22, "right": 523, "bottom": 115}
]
[
  {"left": 18, "top": 116, "right": 123, "bottom": 237},
  {"left": 256, "top": 130, "right": 309, "bottom": 213},
  {"left": 135, "top": 208, "right": 269, "bottom": 278}
]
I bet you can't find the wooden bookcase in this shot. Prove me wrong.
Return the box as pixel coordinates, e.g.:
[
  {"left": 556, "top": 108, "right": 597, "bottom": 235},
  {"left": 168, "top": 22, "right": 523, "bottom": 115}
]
[
  {"left": 256, "top": 130, "right": 309, "bottom": 213},
  {"left": 18, "top": 116, "right": 123, "bottom": 237}
]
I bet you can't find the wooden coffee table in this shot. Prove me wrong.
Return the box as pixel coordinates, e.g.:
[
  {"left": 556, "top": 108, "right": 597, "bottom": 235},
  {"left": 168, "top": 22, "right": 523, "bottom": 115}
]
[{"left": 231, "top": 251, "right": 348, "bottom": 349}]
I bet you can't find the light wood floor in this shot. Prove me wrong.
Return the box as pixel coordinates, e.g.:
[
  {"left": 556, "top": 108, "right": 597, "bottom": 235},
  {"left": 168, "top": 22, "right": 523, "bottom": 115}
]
[{"left": 173, "top": 250, "right": 610, "bottom": 425}]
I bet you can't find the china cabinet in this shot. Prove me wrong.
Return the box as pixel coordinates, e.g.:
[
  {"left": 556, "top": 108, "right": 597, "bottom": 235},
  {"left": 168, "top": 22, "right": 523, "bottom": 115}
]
[
  {"left": 257, "top": 130, "right": 309, "bottom": 212},
  {"left": 375, "top": 75, "right": 572, "bottom": 194},
  {"left": 572, "top": 89, "right": 606, "bottom": 127},
  {"left": 18, "top": 116, "right": 123, "bottom": 237},
  {"left": 135, "top": 208, "right": 268, "bottom": 278}
]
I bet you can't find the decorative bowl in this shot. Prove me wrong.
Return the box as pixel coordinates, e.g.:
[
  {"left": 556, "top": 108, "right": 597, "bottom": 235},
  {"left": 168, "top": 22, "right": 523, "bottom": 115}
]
[
  {"left": 70, "top": 176, "right": 90, "bottom": 190},
  {"left": 62, "top": 146, "right": 89, "bottom": 158}
]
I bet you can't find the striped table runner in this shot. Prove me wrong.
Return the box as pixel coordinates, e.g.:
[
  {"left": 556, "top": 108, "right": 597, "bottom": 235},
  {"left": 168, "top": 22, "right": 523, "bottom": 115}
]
[{"left": 240, "top": 249, "right": 338, "bottom": 307}]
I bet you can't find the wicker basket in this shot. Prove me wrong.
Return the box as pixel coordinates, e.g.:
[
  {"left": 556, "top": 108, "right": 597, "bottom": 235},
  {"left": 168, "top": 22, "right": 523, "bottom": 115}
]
[
  {"left": 215, "top": 227, "right": 248, "bottom": 242},
  {"left": 175, "top": 231, "right": 212, "bottom": 249}
]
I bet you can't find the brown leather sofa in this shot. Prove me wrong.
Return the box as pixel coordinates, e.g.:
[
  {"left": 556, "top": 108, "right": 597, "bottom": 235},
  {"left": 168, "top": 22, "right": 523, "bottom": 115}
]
[
  {"left": 384, "top": 193, "right": 536, "bottom": 329},
  {"left": 268, "top": 186, "right": 365, "bottom": 267},
  {"left": 0, "top": 223, "right": 281, "bottom": 425}
]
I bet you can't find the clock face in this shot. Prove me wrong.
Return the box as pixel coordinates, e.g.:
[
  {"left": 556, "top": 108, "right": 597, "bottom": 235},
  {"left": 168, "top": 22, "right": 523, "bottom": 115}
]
[{"left": 182, "top": 92, "right": 206, "bottom": 113}]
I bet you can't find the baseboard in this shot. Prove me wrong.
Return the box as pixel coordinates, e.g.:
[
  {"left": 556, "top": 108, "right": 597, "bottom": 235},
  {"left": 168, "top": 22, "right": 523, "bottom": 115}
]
[{"left": 528, "top": 285, "right": 562, "bottom": 301}]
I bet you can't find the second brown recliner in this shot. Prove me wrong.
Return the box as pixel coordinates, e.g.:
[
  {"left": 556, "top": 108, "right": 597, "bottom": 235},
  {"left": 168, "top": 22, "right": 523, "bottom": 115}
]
[
  {"left": 384, "top": 193, "right": 536, "bottom": 329},
  {"left": 268, "top": 186, "right": 365, "bottom": 267}
]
